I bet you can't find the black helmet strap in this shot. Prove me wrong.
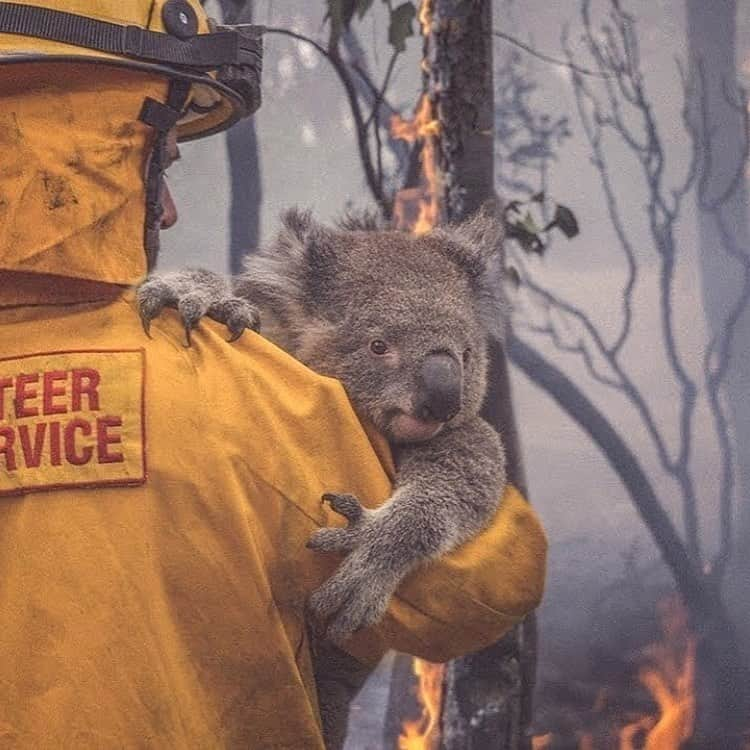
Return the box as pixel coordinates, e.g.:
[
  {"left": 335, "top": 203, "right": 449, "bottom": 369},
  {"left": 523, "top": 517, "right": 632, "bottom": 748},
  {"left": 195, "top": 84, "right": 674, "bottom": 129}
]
[
  {"left": 0, "top": 1, "right": 262, "bottom": 69},
  {"left": 140, "top": 79, "right": 191, "bottom": 270}
]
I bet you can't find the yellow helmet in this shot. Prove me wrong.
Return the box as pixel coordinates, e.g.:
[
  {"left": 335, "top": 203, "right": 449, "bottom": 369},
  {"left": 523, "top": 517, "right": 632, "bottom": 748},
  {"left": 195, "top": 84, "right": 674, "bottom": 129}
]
[{"left": 0, "top": 0, "right": 263, "bottom": 141}]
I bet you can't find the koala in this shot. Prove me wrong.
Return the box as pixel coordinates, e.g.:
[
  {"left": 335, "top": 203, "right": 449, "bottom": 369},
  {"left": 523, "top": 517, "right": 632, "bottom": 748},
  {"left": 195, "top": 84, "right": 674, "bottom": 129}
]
[
  {"left": 137, "top": 206, "right": 508, "bottom": 745},
  {"left": 139, "top": 206, "right": 508, "bottom": 641}
]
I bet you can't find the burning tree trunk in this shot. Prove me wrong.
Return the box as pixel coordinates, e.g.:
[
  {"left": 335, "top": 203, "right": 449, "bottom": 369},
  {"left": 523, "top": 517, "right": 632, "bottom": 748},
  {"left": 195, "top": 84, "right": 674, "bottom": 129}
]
[
  {"left": 429, "top": 3, "right": 534, "bottom": 746},
  {"left": 386, "top": 2, "right": 538, "bottom": 749}
]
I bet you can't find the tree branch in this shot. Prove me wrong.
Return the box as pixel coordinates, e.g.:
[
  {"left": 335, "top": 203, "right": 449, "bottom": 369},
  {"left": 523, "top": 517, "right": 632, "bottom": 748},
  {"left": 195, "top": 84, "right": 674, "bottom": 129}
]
[
  {"left": 572, "top": 0, "right": 701, "bottom": 560},
  {"left": 492, "top": 29, "right": 609, "bottom": 79},
  {"left": 264, "top": 26, "right": 392, "bottom": 216},
  {"left": 508, "top": 335, "right": 713, "bottom": 615}
]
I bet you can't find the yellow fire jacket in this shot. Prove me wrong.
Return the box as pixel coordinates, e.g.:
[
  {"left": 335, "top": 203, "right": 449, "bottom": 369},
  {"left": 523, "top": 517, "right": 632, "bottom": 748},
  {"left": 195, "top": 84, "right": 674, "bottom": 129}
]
[
  {"left": 0, "top": 64, "right": 546, "bottom": 750},
  {"left": 0, "top": 289, "right": 546, "bottom": 748}
]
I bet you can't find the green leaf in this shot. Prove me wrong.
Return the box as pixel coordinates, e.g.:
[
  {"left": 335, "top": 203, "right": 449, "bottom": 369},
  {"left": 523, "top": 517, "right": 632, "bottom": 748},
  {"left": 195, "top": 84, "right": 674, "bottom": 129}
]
[
  {"left": 521, "top": 210, "right": 541, "bottom": 235},
  {"left": 553, "top": 204, "right": 579, "bottom": 238},
  {"left": 543, "top": 204, "right": 579, "bottom": 239},
  {"left": 504, "top": 221, "right": 545, "bottom": 255},
  {"left": 388, "top": 2, "right": 416, "bottom": 53}
]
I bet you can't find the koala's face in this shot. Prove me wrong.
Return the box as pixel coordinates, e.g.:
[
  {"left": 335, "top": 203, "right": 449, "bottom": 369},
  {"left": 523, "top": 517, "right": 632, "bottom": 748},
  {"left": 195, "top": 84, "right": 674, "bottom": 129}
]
[{"left": 294, "top": 231, "right": 492, "bottom": 444}]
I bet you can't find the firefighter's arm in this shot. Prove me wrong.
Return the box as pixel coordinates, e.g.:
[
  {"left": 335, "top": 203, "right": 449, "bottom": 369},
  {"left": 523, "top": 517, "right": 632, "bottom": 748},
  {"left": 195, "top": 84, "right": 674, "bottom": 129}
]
[
  {"left": 193, "top": 323, "right": 547, "bottom": 665},
  {"left": 341, "top": 483, "right": 547, "bottom": 665}
]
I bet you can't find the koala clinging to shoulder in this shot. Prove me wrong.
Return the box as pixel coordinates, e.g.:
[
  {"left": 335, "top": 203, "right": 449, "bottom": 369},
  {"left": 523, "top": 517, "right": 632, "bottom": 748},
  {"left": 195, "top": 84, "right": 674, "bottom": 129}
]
[{"left": 138, "top": 204, "right": 508, "bottom": 644}]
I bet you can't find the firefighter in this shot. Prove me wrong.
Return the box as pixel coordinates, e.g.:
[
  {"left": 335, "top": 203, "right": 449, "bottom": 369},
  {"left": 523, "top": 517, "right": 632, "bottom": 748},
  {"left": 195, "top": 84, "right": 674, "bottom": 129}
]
[{"left": 0, "top": 0, "right": 547, "bottom": 747}]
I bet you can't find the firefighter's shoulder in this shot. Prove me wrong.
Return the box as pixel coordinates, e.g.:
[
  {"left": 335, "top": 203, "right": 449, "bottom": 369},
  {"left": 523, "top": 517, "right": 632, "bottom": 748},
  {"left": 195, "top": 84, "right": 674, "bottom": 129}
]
[{"left": 127, "top": 297, "right": 395, "bottom": 513}]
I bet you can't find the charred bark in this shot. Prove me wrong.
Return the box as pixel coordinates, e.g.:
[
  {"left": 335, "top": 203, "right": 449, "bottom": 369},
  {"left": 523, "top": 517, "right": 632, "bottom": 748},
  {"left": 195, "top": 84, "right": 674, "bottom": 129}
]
[{"left": 421, "top": 2, "right": 537, "bottom": 749}]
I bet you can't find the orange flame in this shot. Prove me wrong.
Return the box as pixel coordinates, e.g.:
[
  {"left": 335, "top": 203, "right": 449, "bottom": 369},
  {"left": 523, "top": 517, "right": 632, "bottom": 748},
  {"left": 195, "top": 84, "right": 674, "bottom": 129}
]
[
  {"left": 389, "top": 0, "right": 440, "bottom": 236},
  {"left": 390, "top": 94, "right": 441, "bottom": 235},
  {"left": 531, "top": 593, "right": 698, "bottom": 750},
  {"left": 531, "top": 734, "right": 552, "bottom": 750},
  {"left": 418, "top": 0, "right": 433, "bottom": 36},
  {"left": 397, "top": 659, "right": 445, "bottom": 750},
  {"left": 619, "top": 594, "right": 696, "bottom": 750},
  {"left": 394, "top": 5, "right": 446, "bottom": 747}
]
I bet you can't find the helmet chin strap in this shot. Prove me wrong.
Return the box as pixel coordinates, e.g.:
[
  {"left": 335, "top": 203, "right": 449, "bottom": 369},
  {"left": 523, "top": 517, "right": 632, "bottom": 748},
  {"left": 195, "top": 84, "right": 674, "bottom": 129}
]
[{"left": 139, "top": 79, "right": 191, "bottom": 269}]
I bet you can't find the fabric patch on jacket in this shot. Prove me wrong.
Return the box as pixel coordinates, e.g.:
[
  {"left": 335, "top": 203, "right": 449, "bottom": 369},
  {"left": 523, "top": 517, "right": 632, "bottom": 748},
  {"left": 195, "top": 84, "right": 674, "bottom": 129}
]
[{"left": 0, "top": 350, "right": 146, "bottom": 496}]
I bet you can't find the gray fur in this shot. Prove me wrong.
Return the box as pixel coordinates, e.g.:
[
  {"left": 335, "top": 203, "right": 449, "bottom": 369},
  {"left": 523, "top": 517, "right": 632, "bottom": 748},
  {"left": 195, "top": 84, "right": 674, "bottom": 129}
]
[
  {"left": 137, "top": 206, "right": 508, "bottom": 747},
  {"left": 137, "top": 268, "right": 260, "bottom": 345}
]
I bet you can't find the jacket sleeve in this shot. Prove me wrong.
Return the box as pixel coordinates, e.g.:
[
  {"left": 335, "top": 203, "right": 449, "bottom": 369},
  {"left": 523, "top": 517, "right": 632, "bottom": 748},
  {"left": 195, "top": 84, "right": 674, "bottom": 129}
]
[{"left": 342, "top": 484, "right": 547, "bottom": 665}]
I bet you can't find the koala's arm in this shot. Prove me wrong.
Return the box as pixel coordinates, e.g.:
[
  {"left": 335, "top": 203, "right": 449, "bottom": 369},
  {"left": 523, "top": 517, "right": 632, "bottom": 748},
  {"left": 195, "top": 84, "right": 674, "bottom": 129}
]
[
  {"left": 137, "top": 268, "right": 260, "bottom": 345},
  {"left": 394, "top": 416, "right": 507, "bottom": 548},
  {"left": 348, "top": 484, "right": 546, "bottom": 664},
  {"left": 308, "top": 417, "right": 509, "bottom": 642}
]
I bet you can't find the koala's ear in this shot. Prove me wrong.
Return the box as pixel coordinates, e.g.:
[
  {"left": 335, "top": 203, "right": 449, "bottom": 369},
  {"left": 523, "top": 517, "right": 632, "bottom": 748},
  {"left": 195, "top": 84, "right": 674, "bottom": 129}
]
[
  {"left": 334, "top": 207, "right": 384, "bottom": 232},
  {"left": 432, "top": 200, "right": 504, "bottom": 277},
  {"left": 432, "top": 201, "right": 510, "bottom": 341},
  {"left": 240, "top": 207, "right": 337, "bottom": 317},
  {"left": 278, "top": 207, "right": 337, "bottom": 270}
]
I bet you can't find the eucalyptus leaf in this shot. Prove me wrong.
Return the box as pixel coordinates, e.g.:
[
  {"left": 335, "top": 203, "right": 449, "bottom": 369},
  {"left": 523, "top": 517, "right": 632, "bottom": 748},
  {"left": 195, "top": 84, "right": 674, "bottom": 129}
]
[
  {"left": 521, "top": 211, "right": 541, "bottom": 235},
  {"left": 505, "top": 222, "right": 545, "bottom": 255},
  {"left": 388, "top": 2, "right": 416, "bottom": 52},
  {"left": 554, "top": 204, "right": 580, "bottom": 238}
]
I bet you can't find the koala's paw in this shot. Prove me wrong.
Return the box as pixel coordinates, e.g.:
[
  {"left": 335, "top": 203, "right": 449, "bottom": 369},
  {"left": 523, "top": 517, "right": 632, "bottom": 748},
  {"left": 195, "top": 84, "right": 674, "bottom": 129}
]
[
  {"left": 307, "top": 553, "right": 395, "bottom": 644},
  {"left": 208, "top": 297, "right": 261, "bottom": 342},
  {"left": 136, "top": 270, "right": 260, "bottom": 346},
  {"left": 137, "top": 275, "right": 176, "bottom": 337},
  {"left": 306, "top": 493, "right": 368, "bottom": 554}
]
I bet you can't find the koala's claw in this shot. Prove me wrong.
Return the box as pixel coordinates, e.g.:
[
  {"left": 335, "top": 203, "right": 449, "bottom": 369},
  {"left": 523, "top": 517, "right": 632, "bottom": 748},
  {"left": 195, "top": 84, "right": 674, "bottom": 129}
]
[
  {"left": 175, "top": 293, "right": 207, "bottom": 347},
  {"left": 137, "top": 277, "right": 172, "bottom": 339},
  {"left": 136, "top": 270, "right": 260, "bottom": 346},
  {"left": 213, "top": 298, "right": 261, "bottom": 343},
  {"left": 322, "top": 493, "right": 365, "bottom": 524},
  {"left": 308, "top": 493, "right": 368, "bottom": 552},
  {"left": 308, "top": 502, "right": 399, "bottom": 642},
  {"left": 140, "top": 314, "right": 153, "bottom": 339}
]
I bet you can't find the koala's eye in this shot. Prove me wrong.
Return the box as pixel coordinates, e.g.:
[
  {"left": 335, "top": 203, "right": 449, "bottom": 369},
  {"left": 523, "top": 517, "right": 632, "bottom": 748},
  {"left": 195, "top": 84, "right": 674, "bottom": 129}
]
[
  {"left": 463, "top": 348, "right": 472, "bottom": 364},
  {"left": 370, "top": 339, "right": 389, "bottom": 355}
]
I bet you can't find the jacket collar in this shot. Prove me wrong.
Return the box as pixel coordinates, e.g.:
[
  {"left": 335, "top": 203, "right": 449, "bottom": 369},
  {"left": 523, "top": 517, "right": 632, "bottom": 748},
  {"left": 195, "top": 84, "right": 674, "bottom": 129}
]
[{"left": 0, "top": 271, "right": 126, "bottom": 308}]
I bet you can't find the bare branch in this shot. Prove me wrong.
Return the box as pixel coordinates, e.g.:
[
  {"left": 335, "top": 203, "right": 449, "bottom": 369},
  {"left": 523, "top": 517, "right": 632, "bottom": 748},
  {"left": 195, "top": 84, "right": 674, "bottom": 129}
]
[
  {"left": 509, "top": 336, "right": 710, "bottom": 608},
  {"left": 671, "top": 60, "right": 701, "bottom": 212},
  {"left": 492, "top": 28, "right": 609, "bottom": 78},
  {"left": 557, "top": 0, "right": 705, "bottom": 557},
  {"left": 264, "top": 26, "right": 392, "bottom": 217},
  {"left": 362, "top": 50, "right": 399, "bottom": 129},
  {"left": 562, "top": 28, "right": 637, "bottom": 359}
]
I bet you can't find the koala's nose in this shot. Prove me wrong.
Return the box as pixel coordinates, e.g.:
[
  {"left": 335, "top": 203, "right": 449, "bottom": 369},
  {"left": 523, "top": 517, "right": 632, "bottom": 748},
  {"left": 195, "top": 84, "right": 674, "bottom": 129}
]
[{"left": 416, "top": 352, "right": 462, "bottom": 423}]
